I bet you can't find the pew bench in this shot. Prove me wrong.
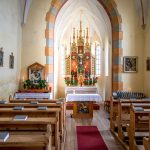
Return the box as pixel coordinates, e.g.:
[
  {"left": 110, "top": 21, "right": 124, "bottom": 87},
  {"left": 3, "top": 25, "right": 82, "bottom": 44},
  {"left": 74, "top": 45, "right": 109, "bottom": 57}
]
[
  {"left": 117, "top": 100, "right": 150, "bottom": 142},
  {"left": 0, "top": 131, "right": 51, "bottom": 150},
  {"left": 143, "top": 114, "right": 150, "bottom": 150},
  {"left": 0, "top": 108, "right": 60, "bottom": 150},
  {"left": 127, "top": 104, "right": 150, "bottom": 150},
  {"left": 1, "top": 101, "right": 65, "bottom": 143}
]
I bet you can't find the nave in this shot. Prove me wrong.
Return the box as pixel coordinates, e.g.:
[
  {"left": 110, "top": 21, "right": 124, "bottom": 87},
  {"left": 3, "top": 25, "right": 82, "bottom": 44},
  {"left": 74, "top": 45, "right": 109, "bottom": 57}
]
[{"left": 64, "top": 106, "right": 124, "bottom": 150}]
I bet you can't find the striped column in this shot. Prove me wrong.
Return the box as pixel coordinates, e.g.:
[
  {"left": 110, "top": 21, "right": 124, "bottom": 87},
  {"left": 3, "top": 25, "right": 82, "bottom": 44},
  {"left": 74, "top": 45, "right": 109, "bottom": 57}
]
[
  {"left": 102, "top": 0, "right": 123, "bottom": 91},
  {"left": 45, "top": 0, "right": 64, "bottom": 93}
]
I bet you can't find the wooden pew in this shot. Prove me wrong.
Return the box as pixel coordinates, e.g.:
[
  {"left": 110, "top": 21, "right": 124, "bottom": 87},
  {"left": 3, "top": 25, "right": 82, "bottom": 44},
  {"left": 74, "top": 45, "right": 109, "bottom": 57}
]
[
  {"left": 0, "top": 117, "right": 53, "bottom": 150},
  {"left": 8, "top": 98, "right": 66, "bottom": 142},
  {"left": 9, "top": 98, "right": 58, "bottom": 103},
  {"left": 117, "top": 100, "right": 150, "bottom": 142},
  {"left": 0, "top": 107, "right": 60, "bottom": 150},
  {"left": 127, "top": 103, "right": 150, "bottom": 150},
  {"left": 110, "top": 98, "right": 119, "bottom": 133},
  {"left": 0, "top": 131, "right": 50, "bottom": 150},
  {"left": 143, "top": 113, "right": 150, "bottom": 150}
]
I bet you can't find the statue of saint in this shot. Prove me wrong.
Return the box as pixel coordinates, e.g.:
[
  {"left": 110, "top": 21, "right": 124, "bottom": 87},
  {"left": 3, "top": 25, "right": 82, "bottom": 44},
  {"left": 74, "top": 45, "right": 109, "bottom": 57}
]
[{"left": 78, "top": 74, "right": 84, "bottom": 86}]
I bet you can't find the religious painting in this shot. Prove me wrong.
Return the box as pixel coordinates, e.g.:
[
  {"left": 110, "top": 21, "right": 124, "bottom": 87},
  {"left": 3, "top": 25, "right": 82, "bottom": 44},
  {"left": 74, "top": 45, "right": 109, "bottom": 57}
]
[
  {"left": 9, "top": 53, "right": 14, "bottom": 69},
  {"left": 123, "top": 56, "right": 137, "bottom": 73},
  {"left": 0, "top": 48, "right": 4, "bottom": 67},
  {"left": 28, "top": 62, "right": 45, "bottom": 84},
  {"left": 146, "top": 57, "right": 150, "bottom": 71},
  {"left": 77, "top": 102, "right": 89, "bottom": 114}
]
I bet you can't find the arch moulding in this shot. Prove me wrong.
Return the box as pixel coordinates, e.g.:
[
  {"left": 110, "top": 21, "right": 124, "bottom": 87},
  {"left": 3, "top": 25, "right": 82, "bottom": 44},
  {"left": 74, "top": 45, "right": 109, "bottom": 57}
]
[{"left": 45, "top": 0, "right": 123, "bottom": 94}]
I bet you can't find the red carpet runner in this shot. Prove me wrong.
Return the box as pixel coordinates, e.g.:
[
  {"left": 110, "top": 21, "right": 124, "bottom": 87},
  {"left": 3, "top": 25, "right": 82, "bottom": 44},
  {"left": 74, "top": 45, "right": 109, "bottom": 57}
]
[{"left": 77, "top": 126, "right": 108, "bottom": 150}]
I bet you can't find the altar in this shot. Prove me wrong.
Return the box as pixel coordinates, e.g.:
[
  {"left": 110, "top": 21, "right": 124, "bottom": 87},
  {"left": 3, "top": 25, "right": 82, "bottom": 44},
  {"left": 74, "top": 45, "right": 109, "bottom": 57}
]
[
  {"left": 65, "top": 86, "right": 98, "bottom": 94},
  {"left": 64, "top": 21, "right": 101, "bottom": 118},
  {"left": 65, "top": 87, "right": 102, "bottom": 118}
]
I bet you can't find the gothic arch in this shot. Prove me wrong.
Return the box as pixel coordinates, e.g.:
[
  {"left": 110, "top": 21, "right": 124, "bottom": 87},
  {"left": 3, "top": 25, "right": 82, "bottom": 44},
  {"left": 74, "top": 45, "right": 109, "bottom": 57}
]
[{"left": 45, "top": 0, "right": 123, "bottom": 94}]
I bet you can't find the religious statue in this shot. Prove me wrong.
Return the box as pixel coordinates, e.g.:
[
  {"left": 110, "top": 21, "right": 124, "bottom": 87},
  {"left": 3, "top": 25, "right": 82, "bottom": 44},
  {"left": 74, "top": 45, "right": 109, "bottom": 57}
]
[{"left": 78, "top": 74, "right": 84, "bottom": 86}]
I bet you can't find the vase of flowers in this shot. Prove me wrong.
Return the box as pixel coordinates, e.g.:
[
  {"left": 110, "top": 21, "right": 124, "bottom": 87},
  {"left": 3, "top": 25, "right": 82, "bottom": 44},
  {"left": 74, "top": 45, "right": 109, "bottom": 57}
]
[
  {"left": 92, "top": 76, "right": 98, "bottom": 85},
  {"left": 64, "top": 77, "right": 71, "bottom": 86}
]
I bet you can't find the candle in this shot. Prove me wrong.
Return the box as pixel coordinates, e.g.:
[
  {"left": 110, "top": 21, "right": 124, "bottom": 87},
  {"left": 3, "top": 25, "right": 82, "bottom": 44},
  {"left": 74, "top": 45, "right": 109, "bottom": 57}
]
[
  {"left": 91, "top": 75, "right": 93, "bottom": 85},
  {"left": 22, "top": 76, "right": 24, "bottom": 82},
  {"left": 46, "top": 76, "right": 49, "bottom": 82},
  {"left": 73, "top": 90, "right": 75, "bottom": 94}
]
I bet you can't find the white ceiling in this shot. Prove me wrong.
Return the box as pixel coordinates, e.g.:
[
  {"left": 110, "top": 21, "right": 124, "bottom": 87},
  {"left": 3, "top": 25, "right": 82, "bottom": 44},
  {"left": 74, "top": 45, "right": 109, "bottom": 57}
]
[{"left": 55, "top": 0, "right": 112, "bottom": 47}]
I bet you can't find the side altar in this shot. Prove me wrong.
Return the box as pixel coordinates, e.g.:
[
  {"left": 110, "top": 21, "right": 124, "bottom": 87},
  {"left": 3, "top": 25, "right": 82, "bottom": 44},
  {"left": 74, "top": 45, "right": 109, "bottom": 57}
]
[{"left": 17, "top": 62, "right": 52, "bottom": 99}]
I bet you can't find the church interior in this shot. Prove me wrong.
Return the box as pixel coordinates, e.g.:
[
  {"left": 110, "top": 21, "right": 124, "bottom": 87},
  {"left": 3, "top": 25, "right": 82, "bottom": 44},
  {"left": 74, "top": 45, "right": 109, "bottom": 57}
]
[{"left": 0, "top": 0, "right": 150, "bottom": 149}]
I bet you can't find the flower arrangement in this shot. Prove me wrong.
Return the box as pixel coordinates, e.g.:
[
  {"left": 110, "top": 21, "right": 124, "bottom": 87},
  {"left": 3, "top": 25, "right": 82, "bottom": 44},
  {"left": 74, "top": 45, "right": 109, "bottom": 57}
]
[
  {"left": 64, "top": 77, "right": 70, "bottom": 86},
  {"left": 83, "top": 78, "right": 92, "bottom": 85},
  {"left": 24, "top": 79, "right": 47, "bottom": 89},
  {"left": 92, "top": 76, "right": 98, "bottom": 85},
  {"left": 71, "top": 77, "right": 78, "bottom": 85}
]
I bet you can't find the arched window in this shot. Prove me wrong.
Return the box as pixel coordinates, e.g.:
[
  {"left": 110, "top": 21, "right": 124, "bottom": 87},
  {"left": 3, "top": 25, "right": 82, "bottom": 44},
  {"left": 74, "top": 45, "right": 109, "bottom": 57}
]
[
  {"left": 95, "top": 44, "right": 101, "bottom": 75},
  {"left": 61, "top": 44, "right": 66, "bottom": 75}
]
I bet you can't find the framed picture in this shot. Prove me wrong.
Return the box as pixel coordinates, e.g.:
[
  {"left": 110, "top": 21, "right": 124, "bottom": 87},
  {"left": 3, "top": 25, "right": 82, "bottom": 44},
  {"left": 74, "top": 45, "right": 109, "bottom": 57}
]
[
  {"left": 9, "top": 53, "right": 14, "bottom": 69},
  {"left": 28, "top": 62, "right": 45, "bottom": 84},
  {"left": 146, "top": 57, "right": 150, "bottom": 71},
  {"left": 123, "top": 56, "right": 137, "bottom": 73},
  {"left": 0, "top": 48, "right": 3, "bottom": 67}
]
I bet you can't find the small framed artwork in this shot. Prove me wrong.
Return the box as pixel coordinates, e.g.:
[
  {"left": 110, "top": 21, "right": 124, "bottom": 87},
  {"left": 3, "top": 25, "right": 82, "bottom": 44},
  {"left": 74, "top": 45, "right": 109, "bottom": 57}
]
[
  {"left": 28, "top": 62, "right": 45, "bottom": 84},
  {"left": 146, "top": 57, "right": 150, "bottom": 71},
  {"left": 9, "top": 52, "right": 14, "bottom": 69},
  {"left": 123, "top": 56, "right": 137, "bottom": 73},
  {"left": 0, "top": 47, "right": 3, "bottom": 67}
]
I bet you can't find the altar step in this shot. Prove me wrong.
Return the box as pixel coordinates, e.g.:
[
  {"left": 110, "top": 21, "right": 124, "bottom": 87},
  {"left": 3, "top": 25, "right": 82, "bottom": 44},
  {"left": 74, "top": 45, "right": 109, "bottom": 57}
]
[{"left": 66, "top": 102, "right": 100, "bottom": 110}]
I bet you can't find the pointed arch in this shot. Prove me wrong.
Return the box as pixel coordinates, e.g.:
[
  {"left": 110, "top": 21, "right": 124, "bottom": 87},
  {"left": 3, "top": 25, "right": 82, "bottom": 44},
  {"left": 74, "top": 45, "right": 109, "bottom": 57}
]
[{"left": 45, "top": 0, "right": 123, "bottom": 96}]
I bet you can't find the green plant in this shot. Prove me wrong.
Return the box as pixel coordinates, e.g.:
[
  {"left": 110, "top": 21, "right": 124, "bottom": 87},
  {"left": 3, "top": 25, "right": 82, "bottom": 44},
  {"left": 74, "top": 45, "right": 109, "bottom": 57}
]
[
  {"left": 24, "top": 79, "right": 34, "bottom": 89},
  {"left": 38, "top": 80, "right": 47, "bottom": 89},
  {"left": 64, "top": 77, "right": 71, "bottom": 86},
  {"left": 24, "top": 79, "right": 47, "bottom": 89},
  {"left": 83, "top": 78, "right": 92, "bottom": 85}
]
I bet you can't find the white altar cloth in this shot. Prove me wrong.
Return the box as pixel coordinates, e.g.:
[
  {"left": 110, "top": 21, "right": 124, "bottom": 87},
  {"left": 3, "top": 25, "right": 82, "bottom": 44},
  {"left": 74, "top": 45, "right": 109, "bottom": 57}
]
[
  {"left": 66, "top": 94, "right": 102, "bottom": 102},
  {"left": 15, "top": 93, "right": 52, "bottom": 99},
  {"left": 65, "top": 86, "right": 98, "bottom": 94}
]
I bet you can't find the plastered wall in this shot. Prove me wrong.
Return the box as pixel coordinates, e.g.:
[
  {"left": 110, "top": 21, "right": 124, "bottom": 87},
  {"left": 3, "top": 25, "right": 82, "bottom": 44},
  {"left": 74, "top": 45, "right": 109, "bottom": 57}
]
[
  {"left": 116, "top": 0, "right": 144, "bottom": 92},
  {"left": 0, "top": 0, "right": 22, "bottom": 100},
  {"left": 21, "top": 0, "right": 51, "bottom": 82},
  {"left": 144, "top": 4, "right": 150, "bottom": 97}
]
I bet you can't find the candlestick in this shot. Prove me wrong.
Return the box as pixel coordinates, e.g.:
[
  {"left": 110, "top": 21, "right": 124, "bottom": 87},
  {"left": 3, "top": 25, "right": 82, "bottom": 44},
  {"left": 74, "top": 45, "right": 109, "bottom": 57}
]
[{"left": 22, "top": 76, "right": 24, "bottom": 82}]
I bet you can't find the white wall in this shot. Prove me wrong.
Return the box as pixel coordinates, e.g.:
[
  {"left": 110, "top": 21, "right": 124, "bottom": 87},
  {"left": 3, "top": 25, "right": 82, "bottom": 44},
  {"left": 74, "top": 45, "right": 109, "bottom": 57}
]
[
  {"left": 144, "top": 4, "right": 150, "bottom": 97},
  {"left": 0, "top": 0, "right": 22, "bottom": 100},
  {"left": 116, "top": 0, "right": 144, "bottom": 92},
  {"left": 21, "top": 0, "right": 51, "bottom": 82}
]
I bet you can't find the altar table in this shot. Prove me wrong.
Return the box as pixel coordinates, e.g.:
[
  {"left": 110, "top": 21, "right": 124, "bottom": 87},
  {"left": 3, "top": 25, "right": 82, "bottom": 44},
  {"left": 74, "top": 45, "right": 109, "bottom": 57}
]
[
  {"left": 66, "top": 94, "right": 101, "bottom": 102},
  {"left": 65, "top": 86, "right": 98, "bottom": 94},
  {"left": 66, "top": 93, "right": 101, "bottom": 118}
]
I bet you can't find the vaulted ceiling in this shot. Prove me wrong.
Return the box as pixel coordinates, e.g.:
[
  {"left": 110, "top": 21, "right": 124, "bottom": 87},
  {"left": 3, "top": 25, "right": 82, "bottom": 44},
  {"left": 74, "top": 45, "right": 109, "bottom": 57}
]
[
  {"left": 55, "top": 0, "right": 111, "bottom": 47},
  {"left": 22, "top": 0, "right": 149, "bottom": 31},
  {"left": 135, "top": 0, "right": 149, "bottom": 29}
]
